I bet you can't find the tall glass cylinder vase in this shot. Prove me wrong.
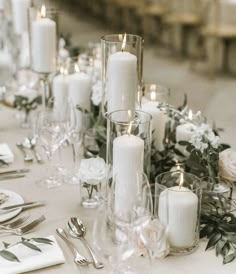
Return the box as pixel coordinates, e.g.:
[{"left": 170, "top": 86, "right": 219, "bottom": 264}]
[
  {"left": 101, "top": 34, "right": 144, "bottom": 115},
  {"left": 106, "top": 109, "right": 151, "bottom": 178},
  {"left": 28, "top": 6, "right": 58, "bottom": 108}
]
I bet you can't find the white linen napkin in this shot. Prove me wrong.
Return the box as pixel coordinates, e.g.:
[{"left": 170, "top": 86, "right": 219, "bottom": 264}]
[
  {"left": 0, "top": 143, "right": 14, "bottom": 163},
  {"left": 0, "top": 235, "right": 65, "bottom": 274}
]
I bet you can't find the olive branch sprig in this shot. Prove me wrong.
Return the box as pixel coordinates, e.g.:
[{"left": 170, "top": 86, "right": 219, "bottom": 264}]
[{"left": 0, "top": 237, "right": 54, "bottom": 263}]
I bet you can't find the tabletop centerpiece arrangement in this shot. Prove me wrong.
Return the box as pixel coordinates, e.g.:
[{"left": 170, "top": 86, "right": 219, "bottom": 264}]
[{"left": 1, "top": 0, "right": 236, "bottom": 272}]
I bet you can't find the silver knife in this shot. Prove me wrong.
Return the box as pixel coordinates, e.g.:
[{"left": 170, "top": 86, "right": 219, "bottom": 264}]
[
  {"left": 0, "top": 174, "right": 26, "bottom": 181},
  {"left": 0, "top": 169, "right": 30, "bottom": 176},
  {"left": 0, "top": 201, "right": 46, "bottom": 214}
]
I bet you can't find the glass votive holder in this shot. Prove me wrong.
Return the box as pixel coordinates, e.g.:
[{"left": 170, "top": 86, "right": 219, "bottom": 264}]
[
  {"left": 201, "top": 176, "right": 233, "bottom": 215},
  {"left": 155, "top": 171, "right": 202, "bottom": 255},
  {"left": 142, "top": 83, "right": 170, "bottom": 104},
  {"left": 106, "top": 109, "right": 152, "bottom": 178}
]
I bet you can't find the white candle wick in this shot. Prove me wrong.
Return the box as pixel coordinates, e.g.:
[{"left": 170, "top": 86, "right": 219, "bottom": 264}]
[
  {"left": 121, "top": 33, "right": 127, "bottom": 52},
  {"left": 41, "top": 5, "right": 46, "bottom": 18}
]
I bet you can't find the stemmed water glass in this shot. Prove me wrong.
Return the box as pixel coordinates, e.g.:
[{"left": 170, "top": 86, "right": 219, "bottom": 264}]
[
  {"left": 35, "top": 100, "right": 65, "bottom": 188},
  {"left": 92, "top": 172, "right": 153, "bottom": 274}
]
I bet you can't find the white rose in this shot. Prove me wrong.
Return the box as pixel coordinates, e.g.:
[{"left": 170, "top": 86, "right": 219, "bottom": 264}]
[
  {"left": 219, "top": 148, "right": 236, "bottom": 182},
  {"left": 78, "top": 157, "right": 108, "bottom": 185},
  {"left": 91, "top": 81, "right": 102, "bottom": 106}
]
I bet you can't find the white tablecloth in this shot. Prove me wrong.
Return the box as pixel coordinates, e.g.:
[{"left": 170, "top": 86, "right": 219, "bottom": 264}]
[{"left": 0, "top": 105, "right": 236, "bottom": 274}]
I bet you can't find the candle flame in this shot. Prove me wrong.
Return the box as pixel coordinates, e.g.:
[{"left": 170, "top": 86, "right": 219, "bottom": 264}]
[
  {"left": 121, "top": 33, "right": 127, "bottom": 51},
  {"left": 150, "top": 91, "right": 157, "bottom": 101},
  {"left": 188, "top": 110, "right": 193, "bottom": 120},
  {"left": 150, "top": 84, "right": 156, "bottom": 91},
  {"left": 74, "top": 63, "right": 80, "bottom": 73},
  {"left": 127, "top": 121, "right": 133, "bottom": 136},
  {"left": 41, "top": 5, "right": 46, "bottom": 18},
  {"left": 60, "top": 66, "right": 64, "bottom": 74},
  {"left": 179, "top": 172, "right": 184, "bottom": 189}
]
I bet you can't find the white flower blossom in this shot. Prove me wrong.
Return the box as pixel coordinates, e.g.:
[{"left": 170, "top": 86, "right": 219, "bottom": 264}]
[
  {"left": 78, "top": 157, "right": 108, "bottom": 185},
  {"left": 190, "top": 123, "right": 219, "bottom": 152},
  {"left": 91, "top": 81, "right": 102, "bottom": 106}
]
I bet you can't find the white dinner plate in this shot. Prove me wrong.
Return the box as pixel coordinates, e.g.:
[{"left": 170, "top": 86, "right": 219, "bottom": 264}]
[{"left": 0, "top": 189, "right": 24, "bottom": 222}]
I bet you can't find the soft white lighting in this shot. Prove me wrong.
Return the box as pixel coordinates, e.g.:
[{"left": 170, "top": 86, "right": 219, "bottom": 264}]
[{"left": 41, "top": 5, "right": 46, "bottom": 18}]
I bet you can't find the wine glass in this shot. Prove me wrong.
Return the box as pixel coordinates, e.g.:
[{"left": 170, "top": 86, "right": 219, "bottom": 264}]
[
  {"left": 92, "top": 172, "right": 153, "bottom": 274},
  {"left": 136, "top": 182, "right": 170, "bottom": 270},
  {"left": 35, "top": 103, "right": 65, "bottom": 188}
]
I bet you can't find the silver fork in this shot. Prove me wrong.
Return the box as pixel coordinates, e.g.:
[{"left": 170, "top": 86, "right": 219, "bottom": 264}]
[
  {"left": 0, "top": 213, "right": 30, "bottom": 229},
  {"left": 0, "top": 215, "right": 45, "bottom": 235},
  {"left": 56, "top": 228, "right": 89, "bottom": 266}
]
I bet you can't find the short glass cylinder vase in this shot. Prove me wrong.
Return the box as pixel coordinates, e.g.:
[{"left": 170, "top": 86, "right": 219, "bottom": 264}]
[
  {"left": 106, "top": 109, "right": 151, "bottom": 178},
  {"left": 201, "top": 176, "right": 233, "bottom": 215},
  {"left": 80, "top": 181, "right": 101, "bottom": 209},
  {"left": 155, "top": 171, "right": 202, "bottom": 255},
  {"left": 101, "top": 34, "right": 144, "bottom": 115}
]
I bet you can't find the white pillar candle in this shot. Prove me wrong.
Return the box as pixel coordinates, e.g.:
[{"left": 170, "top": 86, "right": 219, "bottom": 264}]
[
  {"left": 31, "top": 13, "right": 56, "bottom": 73},
  {"left": 11, "top": 0, "right": 31, "bottom": 34},
  {"left": 0, "top": 0, "right": 5, "bottom": 10},
  {"left": 107, "top": 51, "right": 137, "bottom": 113},
  {"left": 158, "top": 186, "right": 198, "bottom": 248},
  {"left": 19, "top": 31, "right": 30, "bottom": 68},
  {"left": 68, "top": 71, "right": 91, "bottom": 131},
  {"left": 113, "top": 134, "right": 144, "bottom": 215},
  {"left": 142, "top": 101, "right": 166, "bottom": 151},
  {"left": 52, "top": 73, "right": 68, "bottom": 120}
]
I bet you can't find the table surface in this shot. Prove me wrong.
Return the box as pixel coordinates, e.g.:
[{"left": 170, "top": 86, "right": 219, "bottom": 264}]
[{"left": 0, "top": 105, "right": 236, "bottom": 274}]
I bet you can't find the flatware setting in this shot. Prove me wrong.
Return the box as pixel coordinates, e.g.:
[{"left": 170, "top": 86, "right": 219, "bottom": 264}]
[
  {"left": 56, "top": 228, "right": 90, "bottom": 266},
  {"left": 68, "top": 217, "right": 104, "bottom": 269},
  {"left": 16, "top": 142, "right": 34, "bottom": 163},
  {"left": 0, "top": 168, "right": 30, "bottom": 181},
  {"left": 0, "top": 169, "right": 30, "bottom": 176},
  {"left": 0, "top": 200, "right": 46, "bottom": 214},
  {"left": 22, "top": 137, "right": 44, "bottom": 164},
  {"left": 56, "top": 217, "right": 104, "bottom": 269},
  {"left": 0, "top": 215, "right": 46, "bottom": 235}
]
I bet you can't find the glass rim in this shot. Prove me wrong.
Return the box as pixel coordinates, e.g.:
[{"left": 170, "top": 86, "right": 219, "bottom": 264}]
[
  {"left": 155, "top": 170, "right": 201, "bottom": 192},
  {"left": 101, "top": 33, "right": 143, "bottom": 43},
  {"left": 106, "top": 109, "right": 152, "bottom": 125},
  {"left": 143, "top": 83, "right": 170, "bottom": 95}
]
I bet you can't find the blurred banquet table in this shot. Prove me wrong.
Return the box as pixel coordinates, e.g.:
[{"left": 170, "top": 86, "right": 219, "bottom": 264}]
[{"left": 0, "top": 105, "right": 236, "bottom": 274}]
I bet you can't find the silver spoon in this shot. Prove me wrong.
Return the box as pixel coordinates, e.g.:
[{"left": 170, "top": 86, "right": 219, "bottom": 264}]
[
  {"left": 68, "top": 217, "right": 104, "bottom": 269},
  {"left": 16, "top": 143, "right": 33, "bottom": 162}
]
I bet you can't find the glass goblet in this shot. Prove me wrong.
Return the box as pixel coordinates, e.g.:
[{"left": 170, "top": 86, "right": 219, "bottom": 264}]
[{"left": 35, "top": 109, "right": 65, "bottom": 188}]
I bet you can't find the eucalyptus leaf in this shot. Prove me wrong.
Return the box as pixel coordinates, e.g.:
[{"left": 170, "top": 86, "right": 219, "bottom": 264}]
[
  {"left": 0, "top": 250, "right": 20, "bottom": 262},
  {"left": 205, "top": 232, "right": 221, "bottom": 250},
  {"left": 223, "top": 253, "right": 236, "bottom": 264},
  {"left": 32, "top": 238, "right": 54, "bottom": 245},
  {"left": 21, "top": 241, "right": 42, "bottom": 252},
  {"left": 216, "top": 239, "right": 226, "bottom": 257}
]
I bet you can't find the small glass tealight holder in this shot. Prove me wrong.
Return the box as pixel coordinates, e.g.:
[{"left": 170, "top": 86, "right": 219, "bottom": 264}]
[
  {"left": 142, "top": 83, "right": 170, "bottom": 104},
  {"left": 155, "top": 171, "right": 202, "bottom": 255}
]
